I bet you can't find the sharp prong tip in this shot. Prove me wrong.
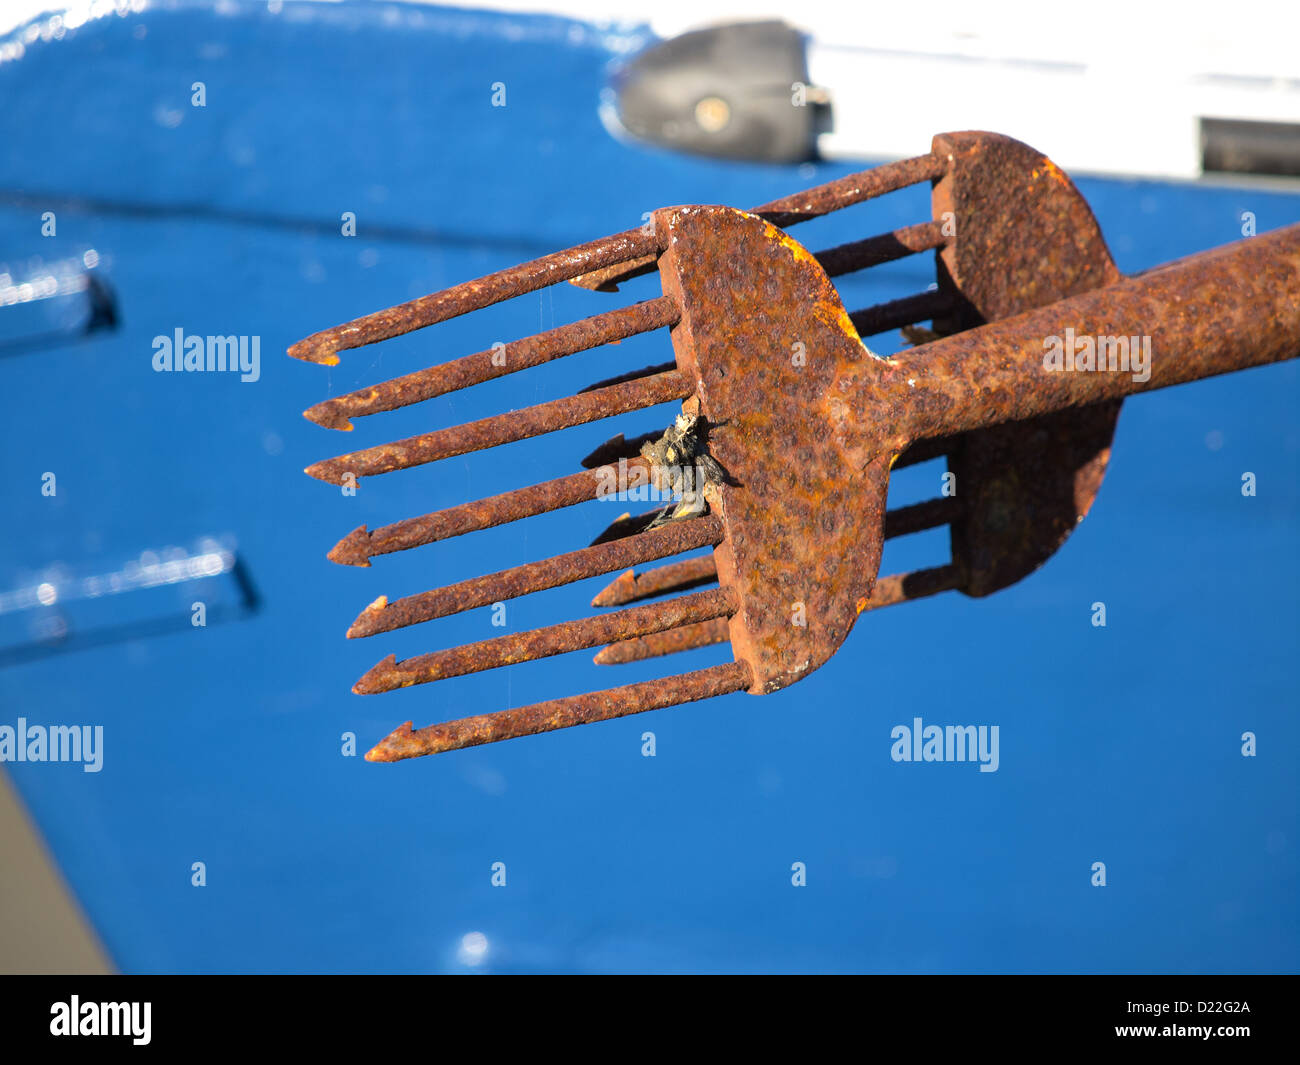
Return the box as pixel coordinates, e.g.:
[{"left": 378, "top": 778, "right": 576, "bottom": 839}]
[
  {"left": 347, "top": 595, "right": 388, "bottom": 638},
  {"left": 328, "top": 526, "right": 373, "bottom": 567},
  {"left": 303, "top": 404, "right": 354, "bottom": 431},
  {"left": 304, "top": 460, "right": 344, "bottom": 484},
  {"left": 352, "top": 654, "right": 397, "bottom": 694},
  {"left": 591, "top": 568, "right": 636, "bottom": 607},
  {"left": 286, "top": 340, "right": 341, "bottom": 366},
  {"left": 365, "top": 721, "right": 414, "bottom": 762}
]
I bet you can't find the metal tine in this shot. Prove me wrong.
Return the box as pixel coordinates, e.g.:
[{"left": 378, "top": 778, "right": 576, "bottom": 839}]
[
  {"left": 327, "top": 456, "right": 653, "bottom": 567},
  {"left": 595, "top": 564, "right": 962, "bottom": 665},
  {"left": 581, "top": 430, "right": 664, "bottom": 468},
  {"left": 304, "top": 369, "right": 690, "bottom": 484},
  {"left": 592, "top": 497, "right": 962, "bottom": 608},
  {"left": 579, "top": 360, "right": 678, "bottom": 394},
  {"left": 754, "top": 152, "right": 947, "bottom": 226},
  {"left": 812, "top": 220, "right": 949, "bottom": 279},
  {"left": 304, "top": 298, "right": 679, "bottom": 431},
  {"left": 352, "top": 587, "right": 735, "bottom": 694},
  {"left": 588, "top": 507, "right": 672, "bottom": 546},
  {"left": 364, "top": 660, "right": 753, "bottom": 761},
  {"left": 570, "top": 152, "right": 948, "bottom": 291},
  {"left": 869, "top": 564, "right": 963, "bottom": 604},
  {"left": 851, "top": 290, "right": 956, "bottom": 338},
  {"left": 346, "top": 515, "right": 724, "bottom": 639},
  {"left": 594, "top": 618, "right": 728, "bottom": 665},
  {"left": 592, "top": 555, "right": 717, "bottom": 607},
  {"left": 887, "top": 496, "right": 964, "bottom": 537},
  {"left": 288, "top": 226, "right": 660, "bottom": 365}
]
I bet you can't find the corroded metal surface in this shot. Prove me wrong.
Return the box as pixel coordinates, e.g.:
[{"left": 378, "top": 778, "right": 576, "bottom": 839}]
[
  {"left": 930, "top": 131, "right": 1124, "bottom": 598},
  {"left": 932, "top": 132, "right": 1120, "bottom": 322},
  {"left": 655, "top": 204, "right": 893, "bottom": 693},
  {"left": 951, "top": 403, "right": 1120, "bottom": 596},
  {"left": 814, "top": 221, "right": 949, "bottom": 279},
  {"left": 752, "top": 152, "right": 947, "bottom": 226}
]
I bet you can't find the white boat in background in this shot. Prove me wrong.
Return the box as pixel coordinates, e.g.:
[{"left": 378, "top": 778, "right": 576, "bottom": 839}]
[
  {"left": 483, "top": 0, "right": 1300, "bottom": 181},
  {"left": 803, "top": 3, "right": 1300, "bottom": 182}
]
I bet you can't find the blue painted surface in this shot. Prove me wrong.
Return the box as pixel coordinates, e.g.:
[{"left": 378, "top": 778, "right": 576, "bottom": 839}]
[{"left": 0, "top": 1, "right": 1296, "bottom": 973}]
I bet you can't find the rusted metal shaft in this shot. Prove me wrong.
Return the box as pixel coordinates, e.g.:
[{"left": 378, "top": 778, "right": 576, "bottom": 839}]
[
  {"left": 850, "top": 290, "right": 955, "bottom": 337},
  {"left": 592, "top": 555, "right": 718, "bottom": 607},
  {"left": 594, "top": 618, "right": 730, "bottom": 664},
  {"left": 889, "top": 225, "right": 1300, "bottom": 444},
  {"left": 754, "top": 153, "right": 947, "bottom": 227},
  {"left": 579, "top": 360, "right": 680, "bottom": 393},
  {"left": 365, "top": 660, "right": 752, "bottom": 760},
  {"left": 816, "top": 220, "right": 950, "bottom": 279}
]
